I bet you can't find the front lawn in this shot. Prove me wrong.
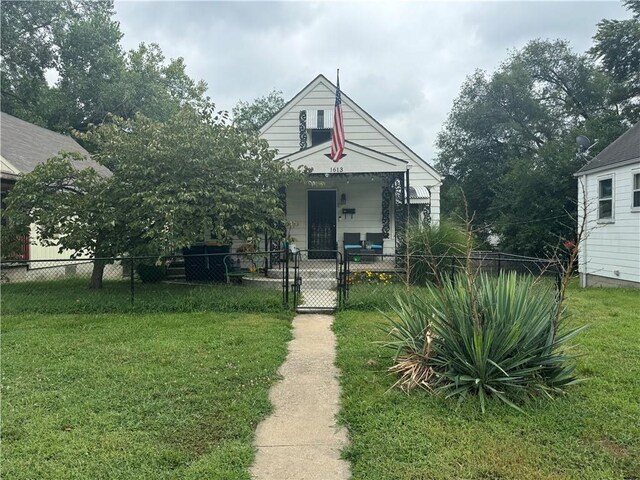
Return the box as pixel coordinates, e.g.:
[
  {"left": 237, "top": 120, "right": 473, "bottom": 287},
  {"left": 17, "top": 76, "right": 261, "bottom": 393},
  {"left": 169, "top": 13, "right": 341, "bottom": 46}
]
[
  {"left": 1, "top": 311, "right": 292, "bottom": 479},
  {"left": 1, "top": 278, "right": 285, "bottom": 315},
  {"left": 335, "top": 286, "right": 640, "bottom": 479}
]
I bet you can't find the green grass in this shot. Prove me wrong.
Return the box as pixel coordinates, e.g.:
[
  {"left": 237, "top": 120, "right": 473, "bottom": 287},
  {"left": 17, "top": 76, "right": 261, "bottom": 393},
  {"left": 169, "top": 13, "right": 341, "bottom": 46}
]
[
  {"left": 1, "top": 311, "right": 293, "bottom": 479},
  {"left": 1, "top": 278, "right": 285, "bottom": 314},
  {"left": 335, "top": 286, "right": 640, "bottom": 479},
  {"left": 344, "top": 284, "right": 411, "bottom": 311}
]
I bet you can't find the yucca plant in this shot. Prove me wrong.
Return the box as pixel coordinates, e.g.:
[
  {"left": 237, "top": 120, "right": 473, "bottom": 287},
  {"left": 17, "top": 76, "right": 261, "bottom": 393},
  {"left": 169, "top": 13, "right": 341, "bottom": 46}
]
[
  {"left": 385, "top": 273, "right": 585, "bottom": 411},
  {"left": 383, "top": 290, "right": 436, "bottom": 391}
]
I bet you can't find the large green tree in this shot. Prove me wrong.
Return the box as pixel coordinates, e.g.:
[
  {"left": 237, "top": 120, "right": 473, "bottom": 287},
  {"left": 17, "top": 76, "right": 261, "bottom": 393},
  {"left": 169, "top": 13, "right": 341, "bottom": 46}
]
[
  {"left": 0, "top": 0, "right": 114, "bottom": 126},
  {"left": 4, "top": 106, "right": 307, "bottom": 288},
  {"left": 437, "top": 39, "right": 628, "bottom": 255},
  {"left": 591, "top": 0, "right": 640, "bottom": 121},
  {"left": 232, "top": 90, "right": 285, "bottom": 134},
  {"left": 1, "top": 1, "right": 211, "bottom": 137}
]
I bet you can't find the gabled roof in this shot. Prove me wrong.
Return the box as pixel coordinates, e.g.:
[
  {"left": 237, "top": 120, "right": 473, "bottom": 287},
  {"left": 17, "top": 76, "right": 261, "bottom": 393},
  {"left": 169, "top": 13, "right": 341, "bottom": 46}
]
[
  {"left": 280, "top": 140, "right": 408, "bottom": 174},
  {"left": 576, "top": 122, "right": 640, "bottom": 175},
  {"left": 260, "top": 74, "right": 440, "bottom": 180},
  {"left": 0, "top": 112, "right": 111, "bottom": 178}
]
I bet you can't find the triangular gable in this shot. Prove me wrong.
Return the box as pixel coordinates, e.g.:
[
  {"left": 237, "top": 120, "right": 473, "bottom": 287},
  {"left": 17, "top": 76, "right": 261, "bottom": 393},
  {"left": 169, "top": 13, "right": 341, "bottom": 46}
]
[
  {"left": 260, "top": 74, "right": 440, "bottom": 181},
  {"left": 281, "top": 140, "right": 408, "bottom": 174}
]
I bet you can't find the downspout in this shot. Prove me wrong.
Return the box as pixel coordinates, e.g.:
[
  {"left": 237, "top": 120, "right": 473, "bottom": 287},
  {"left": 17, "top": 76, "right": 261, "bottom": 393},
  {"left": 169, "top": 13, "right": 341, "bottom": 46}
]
[{"left": 580, "top": 175, "right": 587, "bottom": 288}]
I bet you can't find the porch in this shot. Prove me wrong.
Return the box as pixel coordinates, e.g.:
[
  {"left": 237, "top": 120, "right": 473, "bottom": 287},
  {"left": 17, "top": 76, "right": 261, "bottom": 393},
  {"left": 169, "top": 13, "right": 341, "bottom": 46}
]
[{"left": 284, "top": 171, "right": 409, "bottom": 257}]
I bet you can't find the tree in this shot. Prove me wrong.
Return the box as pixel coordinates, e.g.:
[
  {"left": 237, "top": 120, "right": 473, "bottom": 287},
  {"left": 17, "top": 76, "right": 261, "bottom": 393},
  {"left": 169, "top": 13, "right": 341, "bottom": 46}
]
[
  {"left": 232, "top": 90, "right": 285, "bottom": 134},
  {"left": 436, "top": 39, "right": 627, "bottom": 256},
  {"left": 0, "top": 0, "right": 114, "bottom": 126},
  {"left": 5, "top": 106, "right": 308, "bottom": 288},
  {"left": 2, "top": 154, "right": 126, "bottom": 287},
  {"left": 591, "top": 0, "right": 640, "bottom": 121},
  {"left": 1, "top": 1, "right": 212, "bottom": 139}
]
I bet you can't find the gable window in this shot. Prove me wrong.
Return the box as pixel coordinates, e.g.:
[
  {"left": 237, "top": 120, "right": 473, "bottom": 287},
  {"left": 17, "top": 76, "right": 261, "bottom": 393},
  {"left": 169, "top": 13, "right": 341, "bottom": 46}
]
[
  {"left": 304, "top": 110, "right": 334, "bottom": 146},
  {"left": 598, "top": 176, "right": 613, "bottom": 220},
  {"left": 633, "top": 173, "right": 640, "bottom": 210}
]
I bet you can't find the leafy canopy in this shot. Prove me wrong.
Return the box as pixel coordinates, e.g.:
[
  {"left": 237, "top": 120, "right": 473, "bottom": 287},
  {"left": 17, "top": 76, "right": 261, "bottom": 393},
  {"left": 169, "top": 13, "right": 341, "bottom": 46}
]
[
  {"left": 232, "top": 90, "right": 285, "bottom": 134},
  {"left": 1, "top": 1, "right": 212, "bottom": 136},
  {"left": 4, "top": 106, "right": 307, "bottom": 285},
  {"left": 436, "top": 37, "right": 632, "bottom": 256}
]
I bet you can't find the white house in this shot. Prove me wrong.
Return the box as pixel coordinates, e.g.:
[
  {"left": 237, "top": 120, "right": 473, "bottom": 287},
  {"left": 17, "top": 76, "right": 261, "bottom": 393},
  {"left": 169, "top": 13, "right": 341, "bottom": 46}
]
[
  {"left": 0, "top": 112, "right": 111, "bottom": 262},
  {"left": 575, "top": 122, "right": 640, "bottom": 288},
  {"left": 259, "top": 74, "right": 441, "bottom": 259}
]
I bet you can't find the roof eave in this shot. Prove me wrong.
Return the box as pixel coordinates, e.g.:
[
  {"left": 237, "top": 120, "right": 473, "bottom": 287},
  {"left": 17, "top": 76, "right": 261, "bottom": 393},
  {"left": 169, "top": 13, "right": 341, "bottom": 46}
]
[{"left": 574, "top": 156, "right": 640, "bottom": 176}]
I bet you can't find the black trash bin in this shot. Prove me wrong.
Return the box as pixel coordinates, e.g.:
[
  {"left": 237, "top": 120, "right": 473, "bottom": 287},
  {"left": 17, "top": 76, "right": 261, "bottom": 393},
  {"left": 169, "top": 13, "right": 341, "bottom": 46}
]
[{"left": 183, "top": 244, "right": 230, "bottom": 282}]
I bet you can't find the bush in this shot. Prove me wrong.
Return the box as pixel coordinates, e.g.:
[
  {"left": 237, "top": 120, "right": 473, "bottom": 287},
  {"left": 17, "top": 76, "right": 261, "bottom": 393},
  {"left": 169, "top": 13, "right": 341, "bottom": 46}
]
[
  {"left": 135, "top": 263, "right": 167, "bottom": 283},
  {"left": 404, "top": 219, "right": 468, "bottom": 285},
  {"left": 384, "top": 273, "right": 584, "bottom": 411}
]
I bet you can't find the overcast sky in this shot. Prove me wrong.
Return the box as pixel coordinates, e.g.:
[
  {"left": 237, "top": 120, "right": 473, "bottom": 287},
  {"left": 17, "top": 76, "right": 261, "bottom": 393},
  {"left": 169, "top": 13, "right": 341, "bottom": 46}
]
[{"left": 114, "top": 1, "right": 630, "bottom": 163}]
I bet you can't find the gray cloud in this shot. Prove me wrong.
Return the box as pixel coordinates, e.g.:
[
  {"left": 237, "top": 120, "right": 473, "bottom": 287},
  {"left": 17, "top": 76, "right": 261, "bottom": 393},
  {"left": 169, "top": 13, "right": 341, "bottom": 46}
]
[{"left": 114, "top": 1, "right": 629, "bottom": 163}]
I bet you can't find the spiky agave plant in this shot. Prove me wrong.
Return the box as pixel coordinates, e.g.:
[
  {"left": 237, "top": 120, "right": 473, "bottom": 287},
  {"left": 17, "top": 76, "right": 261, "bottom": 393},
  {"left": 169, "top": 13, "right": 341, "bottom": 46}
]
[
  {"left": 385, "top": 273, "right": 585, "bottom": 411},
  {"left": 382, "top": 290, "right": 437, "bottom": 391},
  {"left": 427, "top": 272, "right": 585, "bottom": 411}
]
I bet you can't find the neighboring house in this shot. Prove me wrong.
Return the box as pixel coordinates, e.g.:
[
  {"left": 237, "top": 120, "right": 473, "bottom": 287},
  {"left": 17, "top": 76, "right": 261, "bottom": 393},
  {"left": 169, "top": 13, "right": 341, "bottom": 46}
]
[
  {"left": 0, "top": 112, "right": 110, "bottom": 262},
  {"left": 575, "top": 122, "right": 640, "bottom": 288},
  {"left": 259, "top": 74, "right": 441, "bottom": 258}
]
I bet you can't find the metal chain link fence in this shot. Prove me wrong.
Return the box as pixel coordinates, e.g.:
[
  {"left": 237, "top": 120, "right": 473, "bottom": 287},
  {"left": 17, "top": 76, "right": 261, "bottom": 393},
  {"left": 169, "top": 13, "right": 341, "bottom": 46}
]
[
  {"left": 1, "top": 250, "right": 563, "bottom": 314},
  {"left": 1, "top": 251, "right": 289, "bottom": 315},
  {"left": 343, "top": 251, "right": 562, "bottom": 310}
]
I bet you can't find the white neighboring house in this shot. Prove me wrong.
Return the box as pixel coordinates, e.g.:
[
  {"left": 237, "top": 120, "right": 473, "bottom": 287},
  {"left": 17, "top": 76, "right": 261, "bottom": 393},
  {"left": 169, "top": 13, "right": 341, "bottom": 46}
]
[
  {"left": 259, "top": 74, "right": 441, "bottom": 258},
  {"left": 1, "top": 112, "right": 111, "bottom": 263},
  {"left": 575, "top": 122, "right": 640, "bottom": 288}
]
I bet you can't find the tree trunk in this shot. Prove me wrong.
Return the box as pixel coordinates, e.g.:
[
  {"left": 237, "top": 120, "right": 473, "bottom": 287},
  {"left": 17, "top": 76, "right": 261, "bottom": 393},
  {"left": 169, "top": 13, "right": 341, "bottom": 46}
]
[{"left": 89, "top": 258, "right": 107, "bottom": 289}]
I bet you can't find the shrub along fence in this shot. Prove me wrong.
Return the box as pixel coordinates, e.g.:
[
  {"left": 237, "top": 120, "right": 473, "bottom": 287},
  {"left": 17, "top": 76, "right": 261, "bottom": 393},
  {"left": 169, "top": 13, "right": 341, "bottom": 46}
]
[
  {"left": 343, "top": 251, "right": 563, "bottom": 310},
  {"left": 1, "top": 250, "right": 563, "bottom": 314}
]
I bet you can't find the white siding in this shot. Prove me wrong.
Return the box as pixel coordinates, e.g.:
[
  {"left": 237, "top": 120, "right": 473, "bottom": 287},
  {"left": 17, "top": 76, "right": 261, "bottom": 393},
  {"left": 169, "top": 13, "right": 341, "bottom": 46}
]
[
  {"left": 578, "top": 161, "right": 640, "bottom": 285},
  {"left": 28, "top": 223, "right": 75, "bottom": 263},
  {"left": 261, "top": 77, "right": 440, "bottom": 225}
]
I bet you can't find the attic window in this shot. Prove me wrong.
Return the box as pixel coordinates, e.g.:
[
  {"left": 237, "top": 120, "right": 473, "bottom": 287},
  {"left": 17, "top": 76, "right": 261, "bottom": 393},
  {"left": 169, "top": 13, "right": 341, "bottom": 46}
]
[{"left": 306, "top": 110, "right": 334, "bottom": 130}]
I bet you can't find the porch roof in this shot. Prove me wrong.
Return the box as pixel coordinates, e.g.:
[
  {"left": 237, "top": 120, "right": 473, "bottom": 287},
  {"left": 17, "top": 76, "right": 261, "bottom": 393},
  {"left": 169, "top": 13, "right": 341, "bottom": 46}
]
[{"left": 280, "top": 140, "right": 408, "bottom": 174}]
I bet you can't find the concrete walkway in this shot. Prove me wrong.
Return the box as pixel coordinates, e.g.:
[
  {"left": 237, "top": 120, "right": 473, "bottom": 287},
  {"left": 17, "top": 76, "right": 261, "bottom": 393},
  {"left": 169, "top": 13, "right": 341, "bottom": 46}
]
[{"left": 251, "top": 314, "right": 350, "bottom": 480}]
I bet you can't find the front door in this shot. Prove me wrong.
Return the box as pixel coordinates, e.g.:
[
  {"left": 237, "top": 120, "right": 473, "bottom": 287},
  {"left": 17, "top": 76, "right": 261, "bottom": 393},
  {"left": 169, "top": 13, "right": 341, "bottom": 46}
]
[{"left": 308, "top": 190, "right": 336, "bottom": 259}]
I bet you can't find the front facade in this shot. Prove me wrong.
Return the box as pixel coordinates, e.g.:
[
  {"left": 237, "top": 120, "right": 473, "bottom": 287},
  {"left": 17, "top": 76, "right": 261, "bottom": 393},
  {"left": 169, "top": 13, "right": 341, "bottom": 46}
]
[
  {"left": 575, "top": 122, "right": 640, "bottom": 288},
  {"left": 259, "top": 75, "right": 441, "bottom": 257}
]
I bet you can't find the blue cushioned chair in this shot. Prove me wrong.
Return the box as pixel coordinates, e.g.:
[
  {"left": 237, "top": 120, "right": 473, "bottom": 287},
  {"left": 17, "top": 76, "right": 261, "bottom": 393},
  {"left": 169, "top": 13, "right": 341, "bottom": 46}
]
[
  {"left": 365, "top": 233, "right": 383, "bottom": 260},
  {"left": 343, "top": 233, "right": 362, "bottom": 259}
]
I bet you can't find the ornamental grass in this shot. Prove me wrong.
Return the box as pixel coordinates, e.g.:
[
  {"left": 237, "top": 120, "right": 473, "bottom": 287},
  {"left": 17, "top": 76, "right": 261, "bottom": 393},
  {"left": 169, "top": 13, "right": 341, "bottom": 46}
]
[{"left": 384, "top": 272, "right": 585, "bottom": 412}]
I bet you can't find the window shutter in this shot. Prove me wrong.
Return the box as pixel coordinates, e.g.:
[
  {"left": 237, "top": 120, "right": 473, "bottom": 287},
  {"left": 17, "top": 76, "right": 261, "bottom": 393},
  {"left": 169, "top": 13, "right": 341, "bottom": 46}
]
[{"left": 305, "top": 110, "right": 334, "bottom": 129}]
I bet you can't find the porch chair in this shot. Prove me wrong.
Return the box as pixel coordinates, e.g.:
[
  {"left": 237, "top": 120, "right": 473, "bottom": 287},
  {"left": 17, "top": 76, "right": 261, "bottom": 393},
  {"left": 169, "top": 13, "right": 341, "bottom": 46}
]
[
  {"left": 365, "top": 233, "right": 384, "bottom": 261},
  {"left": 343, "top": 233, "right": 362, "bottom": 260},
  {"left": 223, "top": 255, "right": 259, "bottom": 284}
]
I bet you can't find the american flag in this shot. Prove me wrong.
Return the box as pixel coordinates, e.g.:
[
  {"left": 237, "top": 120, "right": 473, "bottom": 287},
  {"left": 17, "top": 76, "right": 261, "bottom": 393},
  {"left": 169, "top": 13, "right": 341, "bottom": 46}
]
[{"left": 330, "top": 70, "right": 345, "bottom": 162}]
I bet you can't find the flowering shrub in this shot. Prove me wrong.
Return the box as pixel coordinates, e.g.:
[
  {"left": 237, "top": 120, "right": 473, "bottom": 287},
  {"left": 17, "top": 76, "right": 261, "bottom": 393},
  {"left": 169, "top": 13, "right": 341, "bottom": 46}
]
[{"left": 347, "top": 271, "right": 399, "bottom": 285}]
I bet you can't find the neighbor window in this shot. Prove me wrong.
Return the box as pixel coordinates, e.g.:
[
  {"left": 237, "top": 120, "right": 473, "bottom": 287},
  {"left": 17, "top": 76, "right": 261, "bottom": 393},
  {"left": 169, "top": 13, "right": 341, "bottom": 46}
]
[
  {"left": 633, "top": 173, "right": 640, "bottom": 210},
  {"left": 598, "top": 177, "right": 613, "bottom": 220}
]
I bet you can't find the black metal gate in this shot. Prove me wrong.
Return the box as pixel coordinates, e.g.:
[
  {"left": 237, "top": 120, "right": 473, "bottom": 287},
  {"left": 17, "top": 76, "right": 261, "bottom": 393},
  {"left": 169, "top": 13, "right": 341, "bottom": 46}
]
[{"left": 291, "top": 250, "right": 345, "bottom": 312}]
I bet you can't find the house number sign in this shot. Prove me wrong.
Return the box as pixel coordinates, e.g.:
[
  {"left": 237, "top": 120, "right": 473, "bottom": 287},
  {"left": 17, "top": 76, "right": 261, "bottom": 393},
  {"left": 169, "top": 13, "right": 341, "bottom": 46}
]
[{"left": 329, "top": 167, "right": 344, "bottom": 173}]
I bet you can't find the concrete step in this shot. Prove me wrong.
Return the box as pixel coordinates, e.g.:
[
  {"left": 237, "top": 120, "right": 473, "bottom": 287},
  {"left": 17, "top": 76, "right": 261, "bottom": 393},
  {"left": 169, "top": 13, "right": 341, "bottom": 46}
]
[
  {"left": 242, "top": 276, "right": 294, "bottom": 289},
  {"left": 267, "top": 269, "right": 340, "bottom": 280}
]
